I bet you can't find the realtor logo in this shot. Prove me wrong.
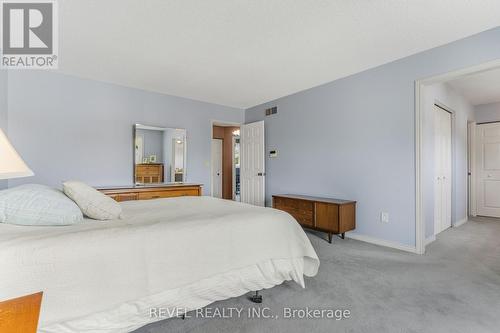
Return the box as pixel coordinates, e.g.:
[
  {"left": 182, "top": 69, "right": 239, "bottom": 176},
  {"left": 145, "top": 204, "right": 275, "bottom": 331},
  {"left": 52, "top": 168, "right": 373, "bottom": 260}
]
[{"left": 1, "top": 0, "right": 58, "bottom": 69}]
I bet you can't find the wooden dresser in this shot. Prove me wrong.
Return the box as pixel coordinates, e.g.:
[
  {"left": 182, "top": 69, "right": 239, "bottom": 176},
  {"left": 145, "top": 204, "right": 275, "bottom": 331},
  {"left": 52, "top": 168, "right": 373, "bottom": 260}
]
[
  {"left": 98, "top": 183, "right": 202, "bottom": 202},
  {"left": 273, "top": 194, "right": 356, "bottom": 243},
  {"left": 135, "top": 163, "right": 164, "bottom": 183}
]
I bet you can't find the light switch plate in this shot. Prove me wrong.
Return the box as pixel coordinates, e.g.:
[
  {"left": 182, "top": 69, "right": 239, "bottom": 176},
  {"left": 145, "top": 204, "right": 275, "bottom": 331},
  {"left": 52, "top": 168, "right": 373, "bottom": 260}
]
[{"left": 381, "top": 212, "right": 389, "bottom": 223}]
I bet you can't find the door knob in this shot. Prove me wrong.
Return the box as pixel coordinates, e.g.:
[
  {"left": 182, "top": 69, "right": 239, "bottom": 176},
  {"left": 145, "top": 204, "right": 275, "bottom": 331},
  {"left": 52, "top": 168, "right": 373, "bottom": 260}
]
[{"left": 257, "top": 172, "right": 266, "bottom": 176}]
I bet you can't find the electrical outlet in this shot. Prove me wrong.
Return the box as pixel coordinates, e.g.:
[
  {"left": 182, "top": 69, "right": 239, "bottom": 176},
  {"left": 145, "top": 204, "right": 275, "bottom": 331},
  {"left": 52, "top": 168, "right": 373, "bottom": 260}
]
[{"left": 380, "top": 212, "right": 389, "bottom": 223}]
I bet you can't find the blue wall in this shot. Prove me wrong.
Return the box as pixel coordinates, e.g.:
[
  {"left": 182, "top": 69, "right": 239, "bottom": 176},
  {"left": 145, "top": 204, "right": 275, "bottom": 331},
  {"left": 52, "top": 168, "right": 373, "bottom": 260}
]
[
  {"left": 135, "top": 128, "right": 165, "bottom": 162},
  {"left": 7, "top": 71, "right": 244, "bottom": 194},
  {"left": 245, "top": 27, "right": 500, "bottom": 247}
]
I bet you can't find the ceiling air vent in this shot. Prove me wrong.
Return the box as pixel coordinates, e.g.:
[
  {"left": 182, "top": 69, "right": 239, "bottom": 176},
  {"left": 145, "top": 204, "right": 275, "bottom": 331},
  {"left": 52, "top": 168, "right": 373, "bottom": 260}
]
[{"left": 265, "top": 106, "right": 277, "bottom": 116}]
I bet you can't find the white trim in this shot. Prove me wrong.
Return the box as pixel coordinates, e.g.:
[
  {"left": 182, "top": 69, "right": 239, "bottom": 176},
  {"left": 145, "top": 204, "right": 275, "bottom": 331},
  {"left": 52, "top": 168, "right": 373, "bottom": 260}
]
[
  {"left": 415, "top": 59, "right": 500, "bottom": 255},
  {"left": 453, "top": 217, "right": 468, "bottom": 227},
  {"left": 232, "top": 135, "right": 237, "bottom": 200},
  {"left": 468, "top": 122, "right": 477, "bottom": 216},
  {"left": 346, "top": 233, "right": 418, "bottom": 254},
  {"left": 425, "top": 235, "right": 436, "bottom": 246},
  {"left": 415, "top": 81, "right": 425, "bottom": 254},
  {"left": 135, "top": 124, "right": 170, "bottom": 131},
  {"left": 211, "top": 120, "right": 242, "bottom": 127}
]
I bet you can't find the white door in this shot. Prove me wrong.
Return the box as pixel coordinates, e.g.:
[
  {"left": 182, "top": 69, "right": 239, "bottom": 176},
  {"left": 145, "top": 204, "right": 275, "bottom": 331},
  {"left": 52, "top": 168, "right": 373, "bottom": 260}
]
[
  {"left": 434, "top": 106, "right": 452, "bottom": 234},
  {"left": 476, "top": 122, "right": 500, "bottom": 217},
  {"left": 240, "top": 121, "right": 265, "bottom": 206},
  {"left": 211, "top": 139, "right": 223, "bottom": 198}
]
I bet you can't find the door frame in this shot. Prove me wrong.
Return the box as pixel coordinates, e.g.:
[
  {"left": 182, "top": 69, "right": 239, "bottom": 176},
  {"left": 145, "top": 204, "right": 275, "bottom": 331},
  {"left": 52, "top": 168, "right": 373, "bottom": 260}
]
[
  {"left": 232, "top": 134, "right": 239, "bottom": 200},
  {"left": 468, "top": 121, "right": 477, "bottom": 217},
  {"left": 415, "top": 58, "right": 500, "bottom": 254},
  {"left": 210, "top": 120, "right": 242, "bottom": 197}
]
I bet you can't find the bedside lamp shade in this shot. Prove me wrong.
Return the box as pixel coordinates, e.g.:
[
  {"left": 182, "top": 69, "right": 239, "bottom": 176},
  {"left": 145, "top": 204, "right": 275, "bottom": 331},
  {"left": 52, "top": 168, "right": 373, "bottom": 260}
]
[{"left": 0, "top": 129, "right": 34, "bottom": 180}]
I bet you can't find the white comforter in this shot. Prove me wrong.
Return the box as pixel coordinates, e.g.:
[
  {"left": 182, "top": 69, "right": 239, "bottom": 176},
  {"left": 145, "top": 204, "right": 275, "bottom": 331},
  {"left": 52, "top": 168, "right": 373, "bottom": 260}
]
[{"left": 0, "top": 196, "right": 319, "bottom": 332}]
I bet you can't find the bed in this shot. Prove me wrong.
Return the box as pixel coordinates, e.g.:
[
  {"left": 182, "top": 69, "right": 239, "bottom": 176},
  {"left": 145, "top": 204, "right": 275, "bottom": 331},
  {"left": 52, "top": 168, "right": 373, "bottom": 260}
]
[{"left": 0, "top": 196, "right": 319, "bottom": 332}]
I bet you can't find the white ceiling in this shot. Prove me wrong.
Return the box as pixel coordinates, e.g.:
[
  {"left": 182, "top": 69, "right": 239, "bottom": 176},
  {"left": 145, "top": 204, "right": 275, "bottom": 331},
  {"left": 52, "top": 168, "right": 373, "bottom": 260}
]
[
  {"left": 447, "top": 68, "right": 500, "bottom": 106},
  {"left": 58, "top": 0, "right": 500, "bottom": 109}
]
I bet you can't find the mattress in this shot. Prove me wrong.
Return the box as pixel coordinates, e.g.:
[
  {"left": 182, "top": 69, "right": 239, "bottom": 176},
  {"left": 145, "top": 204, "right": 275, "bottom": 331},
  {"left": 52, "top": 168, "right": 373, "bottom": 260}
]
[{"left": 0, "top": 196, "right": 319, "bottom": 332}]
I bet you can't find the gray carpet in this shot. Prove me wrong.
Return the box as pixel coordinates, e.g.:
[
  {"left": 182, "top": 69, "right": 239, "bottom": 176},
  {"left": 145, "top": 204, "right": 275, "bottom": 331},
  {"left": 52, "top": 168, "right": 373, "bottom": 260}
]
[{"left": 134, "top": 217, "right": 500, "bottom": 333}]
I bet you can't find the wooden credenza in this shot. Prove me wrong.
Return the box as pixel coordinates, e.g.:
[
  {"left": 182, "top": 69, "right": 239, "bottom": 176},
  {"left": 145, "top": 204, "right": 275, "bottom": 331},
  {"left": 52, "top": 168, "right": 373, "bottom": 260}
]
[
  {"left": 135, "top": 163, "right": 164, "bottom": 183},
  {"left": 98, "top": 183, "right": 202, "bottom": 202},
  {"left": 273, "top": 194, "right": 356, "bottom": 243}
]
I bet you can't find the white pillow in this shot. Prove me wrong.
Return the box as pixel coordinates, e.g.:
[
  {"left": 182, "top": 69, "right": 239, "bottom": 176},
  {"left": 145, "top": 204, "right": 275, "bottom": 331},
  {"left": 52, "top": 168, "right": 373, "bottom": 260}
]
[
  {"left": 63, "top": 181, "right": 122, "bottom": 220},
  {"left": 0, "top": 184, "right": 84, "bottom": 226}
]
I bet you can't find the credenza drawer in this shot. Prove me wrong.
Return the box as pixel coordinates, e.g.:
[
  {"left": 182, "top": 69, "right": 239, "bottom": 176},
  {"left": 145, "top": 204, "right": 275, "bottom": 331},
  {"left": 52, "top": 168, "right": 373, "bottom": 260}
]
[
  {"left": 138, "top": 192, "right": 164, "bottom": 200},
  {"left": 137, "top": 189, "right": 199, "bottom": 200},
  {"left": 117, "top": 193, "right": 139, "bottom": 202},
  {"left": 274, "top": 198, "right": 313, "bottom": 210},
  {"left": 291, "top": 211, "right": 314, "bottom": 227},
  {"left": 274, "top": 198, "right": 314, "bottom": 227},
  {"left": 139, "top": 167, "right": 161, "bottom": 175}
]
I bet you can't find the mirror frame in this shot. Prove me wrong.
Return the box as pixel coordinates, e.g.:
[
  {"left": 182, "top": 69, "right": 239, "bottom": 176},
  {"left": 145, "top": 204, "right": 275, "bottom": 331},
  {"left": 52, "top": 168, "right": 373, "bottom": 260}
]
[{"left": 133, "top": 124, "right": 188, "bottom": 184}]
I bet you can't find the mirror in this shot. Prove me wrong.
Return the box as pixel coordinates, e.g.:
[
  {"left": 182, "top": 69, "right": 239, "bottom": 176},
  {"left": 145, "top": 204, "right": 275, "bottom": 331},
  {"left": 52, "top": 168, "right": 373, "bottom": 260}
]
[{"left": 134, "top": 124, "right": 187, "bottom": 184}]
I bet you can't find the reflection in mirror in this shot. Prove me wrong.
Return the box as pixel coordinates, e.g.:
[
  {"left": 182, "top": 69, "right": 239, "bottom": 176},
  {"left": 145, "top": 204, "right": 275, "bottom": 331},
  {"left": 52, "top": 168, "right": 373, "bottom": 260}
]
[{"left": 134, "top": 124, "right": 187, "bottom": 184}]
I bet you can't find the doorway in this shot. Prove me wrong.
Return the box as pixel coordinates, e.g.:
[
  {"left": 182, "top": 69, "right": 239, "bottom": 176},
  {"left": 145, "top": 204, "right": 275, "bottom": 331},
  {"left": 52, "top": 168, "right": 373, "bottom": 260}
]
[
  {"left": 211, "top": 120, "right": 266, "bottom": 205},
  {"left": 211, "top": 123, "right": 241, "bottom": 200},
  {"left": 434, "top": 105, "right": 452, "bottom": 234},
  {"left": 416, "top": 59, "right": 500, "bottom": 254}
]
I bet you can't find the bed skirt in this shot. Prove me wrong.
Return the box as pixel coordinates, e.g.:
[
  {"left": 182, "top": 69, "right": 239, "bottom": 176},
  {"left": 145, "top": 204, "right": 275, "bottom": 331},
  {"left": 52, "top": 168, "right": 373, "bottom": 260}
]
[{"left": 40, "top": 256, "right": 317, "bottom": 333}]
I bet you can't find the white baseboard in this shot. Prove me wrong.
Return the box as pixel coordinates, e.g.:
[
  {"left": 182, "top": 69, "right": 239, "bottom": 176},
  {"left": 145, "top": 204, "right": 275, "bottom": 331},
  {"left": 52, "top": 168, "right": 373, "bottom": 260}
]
[
  {"left": 453, "top": 218, "right": 468, "bottom": 227},
  {"left": 425, "top": 235, "right": 436, "bottom": 245},
  {"left": 346, "top": 233, "right": 418, "bottom": 254}
]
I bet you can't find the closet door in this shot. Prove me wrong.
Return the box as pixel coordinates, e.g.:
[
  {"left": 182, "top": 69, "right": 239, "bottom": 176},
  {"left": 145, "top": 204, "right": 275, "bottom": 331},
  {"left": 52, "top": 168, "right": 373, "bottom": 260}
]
[{"left": 434, "top": 106, "right": 452, "bottom": 234}]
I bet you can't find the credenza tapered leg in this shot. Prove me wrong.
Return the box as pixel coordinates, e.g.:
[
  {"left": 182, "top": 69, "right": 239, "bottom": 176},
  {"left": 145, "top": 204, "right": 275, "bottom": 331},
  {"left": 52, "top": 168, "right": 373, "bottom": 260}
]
[
  {"left": 328, "top": 233, "right": 332, "bottom": 243},
  {"left": 341, "top": 232, "right": 345, "bottom": 239}
]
